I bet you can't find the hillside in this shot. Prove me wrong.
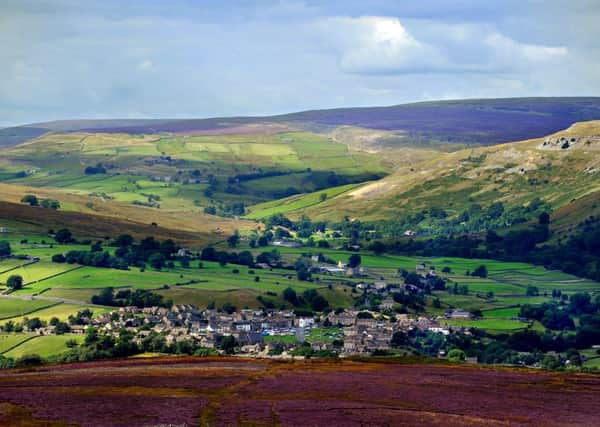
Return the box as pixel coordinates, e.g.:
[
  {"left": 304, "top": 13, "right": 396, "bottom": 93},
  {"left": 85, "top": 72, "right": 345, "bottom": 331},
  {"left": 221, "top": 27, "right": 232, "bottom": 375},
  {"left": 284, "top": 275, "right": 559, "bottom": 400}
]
[
  {"left": 3, "top": 97, "right": 600, "bottom": 148},
  {"left": 256, "top": 121, "right": 600, "bottom": 235},
  {"left": 1, "top": 357, "right": 599, "bottom": 427},
  {"left": 0, "top": 129, "right": 388, "bottom": 240}
]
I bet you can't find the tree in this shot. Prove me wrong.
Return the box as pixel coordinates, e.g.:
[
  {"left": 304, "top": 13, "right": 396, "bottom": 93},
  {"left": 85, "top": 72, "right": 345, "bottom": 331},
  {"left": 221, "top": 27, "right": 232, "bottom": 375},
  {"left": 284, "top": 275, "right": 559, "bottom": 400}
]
[
  {"left": 180, "top": 257, "right": 190, "bottom": 268},
  {"left": 447, "top": 349, "right": 466, "bottom": 362},
  {"left": 0, "top": 241, "right": 11, "bottom": 257},
  {"left": 310, "top": 295, "right": 329, "bottom": 312},
  {"left": 218, "top": 335, "right": 236, "bottom": 354},
  {"left": 283, "top": 287, "right": 299, "bottom": 306},
  {"left": 51, "top": 253, "right": 66, "bottom": 263},
  {"left": 222, "top": 302, "right": 236, "bottom": 314},
  {"left": 40, "top": 199, "right": 60, "bottom": 210},
  {"left": 369, "top": 241, "right": 386, "bottom": 255},
  {"left": 54, "top": 228, "right": 73, "bottom": 243},
  {"left": 21, "top": 194, "right": 38, "bottom": 206},
  {"left": 539, "top": 212, "right": 550, "bottom": 225},
  {"left": 348, "top": 254, "right": 362, "bottom": 268},
  {"left": 227, "top": 230, "right": 240, "bottom": 248},
  {"left": 391, "top": 331, "right": 408, "bottom": 347},
  {"left": 84, "top": 163, "right": 107, "bottom": 175},
  {"left": 114, "top": 234, "right": 134, "bottom": 247},
  {"left": 6, "top": 275, "right": 23, "bottom": 290},
  {"left": 91, "top": 287, "right": 114, "bottom": 306},
  {"left": 149, "top": 253, "right": 165, "bottom": 270},
  {"left": 471, "top": 265, "right": 488, "bottom": 278},
  {"left": 294, "top": 257, "right": 312, "bottom": 281}
]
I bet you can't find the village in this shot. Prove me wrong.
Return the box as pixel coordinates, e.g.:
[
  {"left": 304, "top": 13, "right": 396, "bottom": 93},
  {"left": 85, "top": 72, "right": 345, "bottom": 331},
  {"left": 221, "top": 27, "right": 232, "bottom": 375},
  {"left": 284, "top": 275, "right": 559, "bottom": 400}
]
[{"left": 20, "top": 300, "right": 472, "bottom": 358}]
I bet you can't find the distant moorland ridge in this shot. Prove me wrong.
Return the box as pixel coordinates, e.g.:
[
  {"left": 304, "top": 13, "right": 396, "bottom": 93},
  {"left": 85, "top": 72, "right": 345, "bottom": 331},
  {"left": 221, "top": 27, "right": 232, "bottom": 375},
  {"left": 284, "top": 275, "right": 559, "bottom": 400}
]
[{"left": 3, "top": 97, "right": 600, "bottom": 147}]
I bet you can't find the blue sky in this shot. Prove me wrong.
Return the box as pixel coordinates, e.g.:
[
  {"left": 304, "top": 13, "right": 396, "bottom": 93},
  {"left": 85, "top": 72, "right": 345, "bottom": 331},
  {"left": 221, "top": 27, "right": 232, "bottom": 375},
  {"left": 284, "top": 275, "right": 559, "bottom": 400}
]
[{"left": 1, "top": 0, "right": 599, "bottom": 126}]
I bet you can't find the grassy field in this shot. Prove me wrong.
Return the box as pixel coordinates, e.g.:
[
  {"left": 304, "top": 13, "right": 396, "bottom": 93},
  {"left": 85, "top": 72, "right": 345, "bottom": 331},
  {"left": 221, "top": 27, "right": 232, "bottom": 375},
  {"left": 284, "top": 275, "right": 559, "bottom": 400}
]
[
  {"left": 481, "top": 307, "right": 521, "bottom": 318},
  {"left": 0, "top": 261, "right": 80, "bottom": 286},
  {"left": 0, "top": 303, "right": 109, "bottom": 326},
  {"left": 245, "top": 183, "right": 362, "bottom": 219},
  {"left": 0, "top": 299, "right": 57, "bottom": 319},
  {"left": 442, "top": 318, "right": 529, "bottom": 332},
  {"left": 0, "top": 333, "right": 36, "bottom": 354},
  {"left": 1, "top": 237, "right": 599, "bottom": 322},
  {"left": 3, "top": 334, "right": 84, "bottom": 359}
]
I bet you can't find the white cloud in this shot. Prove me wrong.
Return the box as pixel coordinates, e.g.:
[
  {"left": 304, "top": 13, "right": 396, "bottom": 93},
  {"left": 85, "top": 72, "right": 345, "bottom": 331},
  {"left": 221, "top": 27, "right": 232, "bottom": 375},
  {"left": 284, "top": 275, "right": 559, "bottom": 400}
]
[
  {"left": 317, "top": 16, "right": 445, "bottom": 74},
  {"left": 483, "top": 32, "right": 568, "bottom": 63},
  {"left": 317, "top": 16, "right": 569, "bottom": 75}
]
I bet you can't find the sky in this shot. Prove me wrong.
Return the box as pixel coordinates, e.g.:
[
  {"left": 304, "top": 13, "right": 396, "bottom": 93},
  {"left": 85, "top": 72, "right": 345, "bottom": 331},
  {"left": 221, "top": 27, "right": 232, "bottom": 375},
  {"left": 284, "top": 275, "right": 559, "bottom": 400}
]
[{"left": 1, "top": 0, "right": 599, "bottom": 127}]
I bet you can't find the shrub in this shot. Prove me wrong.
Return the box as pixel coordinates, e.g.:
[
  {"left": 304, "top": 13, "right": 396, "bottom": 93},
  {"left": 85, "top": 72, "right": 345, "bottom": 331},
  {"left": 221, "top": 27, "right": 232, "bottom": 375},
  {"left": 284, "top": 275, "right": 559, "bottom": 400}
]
[{"left": 448, "top": 349, "right": 466, "bottom": 362}]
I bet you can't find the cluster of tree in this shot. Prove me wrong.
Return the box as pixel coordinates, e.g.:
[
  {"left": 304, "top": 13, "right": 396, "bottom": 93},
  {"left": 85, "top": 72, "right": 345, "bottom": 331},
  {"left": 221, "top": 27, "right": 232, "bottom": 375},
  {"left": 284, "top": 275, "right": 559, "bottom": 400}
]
[
  {"left": 2, "top": 313, "right": 76, "bottom": 335},
  {"left": 264, "top": 214, "right": 326, "bottom": 239},
  {"left": 200, "top": 246, "right": 257, "bottom": 267},
  {"left": 282, "top": 287, "right": 329, "bottom": 312},
  {"left": 84, "top": 163, "right": 107, "bottom": 175},
  {"left": 91, "top": 287, "right": 172, "bottom": 308},
  {"left": 0, "top": 241, "right": 11, "bottom": 257},
  {"left": 54, "top": 327, "right": 219, "bottom": 364},
  {"left": 374, "top": 199, "right": 551, "bottom": 237},
  {"left": 52, "top": 228, "right": 74, "bottom": 243},
  {"left": 389, "top": 327, "right": 590, "bottom": 370},
  {"left": 290, "top": 342, "right": 337, "bottom": 358},
  {"left": 20, "top": 194, "right": 60, "bottom": 209},
  {"left": 52, "top": 234, "right": 181, "bottom": 271},
  {"left": 203, "top": 202, "right": 246, "bottom": 217},
  {"left": 376, "top": 216, "right": 600, "bottom": 282},
  {"left": 519, "top": 292, "right": 600, "bottom": 335}
]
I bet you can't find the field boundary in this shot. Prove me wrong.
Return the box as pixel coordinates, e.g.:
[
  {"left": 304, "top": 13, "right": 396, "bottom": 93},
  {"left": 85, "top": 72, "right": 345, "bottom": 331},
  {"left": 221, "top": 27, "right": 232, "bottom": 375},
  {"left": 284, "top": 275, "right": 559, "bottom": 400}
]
[
  {"left": 0, "top": 258, "right": 40, "bottom": 276},
  {"left": 24, "top": 265, "right": 85, "bottom": 286},
  {"left": 0, "top": 334, "right": 38, "bottom": 355},
  {"left": 0, "top": 300, "right": 63, "bottom": 321}
]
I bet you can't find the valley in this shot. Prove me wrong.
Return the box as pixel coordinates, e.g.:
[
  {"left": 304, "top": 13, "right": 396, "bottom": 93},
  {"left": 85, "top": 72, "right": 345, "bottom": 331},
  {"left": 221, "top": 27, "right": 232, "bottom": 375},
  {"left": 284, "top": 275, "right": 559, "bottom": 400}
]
[{"left": 1, "top": 98, "right": 600, "bottom": 377}]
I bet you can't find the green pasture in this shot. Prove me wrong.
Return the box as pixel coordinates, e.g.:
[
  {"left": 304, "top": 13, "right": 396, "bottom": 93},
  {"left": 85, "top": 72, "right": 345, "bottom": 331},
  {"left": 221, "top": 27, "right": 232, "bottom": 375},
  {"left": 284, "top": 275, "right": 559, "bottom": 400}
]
[
  {"left": 245, "top": 183, "right": 361, "bottom": 219},
  {"left": 0, "top": 299, "right": 57, "bottom": 319},
  {"left": 0, "top": 261, "right": 79, "bottom": 286},
  {"left": 3, "top": 334, "right": 85, "bottom": 359},
  {"left": 442, "top": 318, "right": 529, "bottom": 332},
  {"left": 0, "top": 259, "right": 28, "bottom": 274},
  {"left": 482, "top": 307, "right": 521, "bottom": 318},
  {"left": 0, "top": 333, "right": 36, "bottom": 354},
  {"left": 306, "top": 327, "right": 343, "bottom": 343},
  {"left": 0, "top": 303, "right": 109, "bottom": 325}
]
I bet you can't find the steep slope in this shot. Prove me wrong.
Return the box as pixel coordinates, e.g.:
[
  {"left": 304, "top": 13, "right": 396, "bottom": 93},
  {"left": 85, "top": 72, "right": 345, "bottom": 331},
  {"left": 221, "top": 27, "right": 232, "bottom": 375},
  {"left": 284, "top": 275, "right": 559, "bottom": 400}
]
[{"left": 280, "top": 121, "right": 600, "bottom": 233}]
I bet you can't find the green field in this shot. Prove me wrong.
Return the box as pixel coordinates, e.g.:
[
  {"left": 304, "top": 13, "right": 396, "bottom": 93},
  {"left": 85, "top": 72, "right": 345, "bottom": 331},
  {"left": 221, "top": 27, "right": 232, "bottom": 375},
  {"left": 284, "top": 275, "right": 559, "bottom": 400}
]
[
  {"left": 245, "top": 183, "right": 362, "bottom": 219},
  {"left": 482, "top": 307, "right": 521, "bottom": 318},
  {"left": 0, "top": 333, "right": 36, "bottom": 354},
  {"left": 306, "top": 327, "right": 343, "bottom": 343},
  {"left": 0, "top": 303, "right": 109, "bottom": 325},
  {"left": 1, "top": 237, "right": 599, "bottom": 324},
  {"left": 442, "top": 318, "right": 529, "bottom": 332},
  {"left": 0, "top": 298, "right": 57, "bottom": 319},
  {"left": 3, "top": 334, "right": 84, "bottom": 359}
]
